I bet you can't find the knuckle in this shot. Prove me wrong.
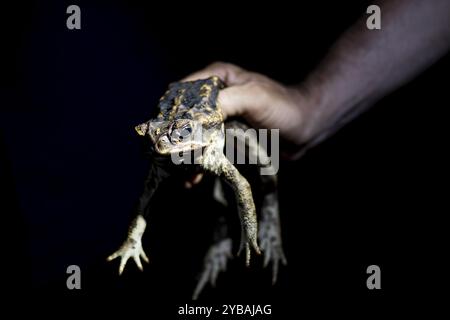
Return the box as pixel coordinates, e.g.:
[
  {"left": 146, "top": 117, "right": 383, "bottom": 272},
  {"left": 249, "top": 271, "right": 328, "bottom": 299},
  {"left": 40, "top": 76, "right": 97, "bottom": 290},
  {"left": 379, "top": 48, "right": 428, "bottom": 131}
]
[
  {"left": 242, "top": 81, "right": 264, "bottom": 95},
  {"left": 208, "top": 61, "right": 230, "bottom": 69},
  {"left": 208, "top": 61, "right": 241, "bottom": 73}
]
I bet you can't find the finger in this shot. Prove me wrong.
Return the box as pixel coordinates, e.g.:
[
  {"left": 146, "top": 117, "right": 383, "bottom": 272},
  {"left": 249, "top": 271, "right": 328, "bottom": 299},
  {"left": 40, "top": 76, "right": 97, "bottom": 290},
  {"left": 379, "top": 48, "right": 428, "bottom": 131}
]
[
  {"left": 133, "top": 255, "right": 144, "bottom": 271},
  {"left": 118, "top": 255, "right": 129, "bottom": 276},
  {"left": 192, "top": 265, "right": 211, "bottom": 300},
  {"left": 222, "top": 239, "right": 233, "bottom": 259},
  {"left": 259, "top": 237, "right": 269, "bottom": 252},
  {"left": 107, "top": 251, "right": 119, "bottom": 262},
  {"left": 245, "top": 244, "right": 251, "bottom": 267},
  {"left": 217, "top": 87, "right": 244, "bottom": 119},
  {"left": 218, "top": 254, "right": 227, "bottom": 271},
  {"left": 272, "top": 256, "right": 279, "bottom": 285},
  {"left": 251, "top": 237, "right": 261, "bottom": 256},
  {"left": 217, "top": 85, "right": 262, "bottom": 119},
  {"left": 184, "top": 65, "right": 263, "bottom": 120},
  {"left": 222, "top": 241, "right": 233, "bottom": 259},
  {"left": 210, "top": 263, "right": 219, "bottom": 288},
  {"left": 238, "top": 229, "right": 248, "bottom": 259},
  {"left": 222, "top": 256, "right": 229, "bottom": 271},
  {"left": 263, "top": 244, "right": 271, "bottom": 268},
  {"left": 182, "top": 62, "right": 248, "bottom": 86},
  {"left": 140, "top": 249, "right": 150, "bottom": 264}
]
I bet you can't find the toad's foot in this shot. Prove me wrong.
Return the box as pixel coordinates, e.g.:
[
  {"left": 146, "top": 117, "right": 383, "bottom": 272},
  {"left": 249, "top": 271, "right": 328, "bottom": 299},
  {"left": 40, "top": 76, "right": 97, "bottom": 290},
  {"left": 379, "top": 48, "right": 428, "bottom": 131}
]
[
  {"left": 192, "top": 238, "right": 232, "bottom": 300},
  {"left": 237, "top": 229, "right": 261, "bottom": 267},
  {"left": 258, "top": 219, "right": 287, "bottom": 284},
  {"left": 107, "top": 238, "right": 149, "bottom": 275},
  {"left": 107, "top": 215, "right": 149, "bottom": 275},
  {"left": 202, "top": 148, "right": 260, "bottom": 266}
]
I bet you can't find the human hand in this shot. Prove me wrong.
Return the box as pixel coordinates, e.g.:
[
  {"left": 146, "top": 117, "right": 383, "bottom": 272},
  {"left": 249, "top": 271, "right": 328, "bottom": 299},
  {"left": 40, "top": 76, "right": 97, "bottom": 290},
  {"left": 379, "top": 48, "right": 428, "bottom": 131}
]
[{"left": 183, "top": 62, "right": 317, "bottom": 147}]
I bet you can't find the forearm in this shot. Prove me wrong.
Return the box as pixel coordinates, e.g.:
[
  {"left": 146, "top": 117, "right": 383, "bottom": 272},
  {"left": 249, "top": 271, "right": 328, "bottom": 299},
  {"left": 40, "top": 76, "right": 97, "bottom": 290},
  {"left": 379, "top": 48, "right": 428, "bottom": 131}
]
[{"left": 299, "top": 0, "right": 450, "bottom": 146}]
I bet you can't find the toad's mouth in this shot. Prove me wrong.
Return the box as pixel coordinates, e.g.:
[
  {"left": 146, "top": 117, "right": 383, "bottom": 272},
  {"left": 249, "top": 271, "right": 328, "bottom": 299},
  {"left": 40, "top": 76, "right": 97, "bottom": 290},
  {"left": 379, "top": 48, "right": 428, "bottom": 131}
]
[{"left": 154, "top": 138, "right": 206, "bottom": 156}]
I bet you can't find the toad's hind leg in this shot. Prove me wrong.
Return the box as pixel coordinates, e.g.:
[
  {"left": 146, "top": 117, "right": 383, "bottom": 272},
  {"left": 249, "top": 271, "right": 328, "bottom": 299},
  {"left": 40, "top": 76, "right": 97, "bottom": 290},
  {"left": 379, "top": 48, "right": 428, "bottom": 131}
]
[
  {"left": 202, "top": 146, "right": 260, "bottom": 266},
  {"left": 192, "top": 215, "right": 232, "bottom": 300},
  {"left": 258, "top": 189, "right": 287, "bottom": 284},
  {"left": 192, "top": 179, "right": 231, "bottom": 300},
  {"left": 226, "top": 121, "right": 286, "bottom": 284}
]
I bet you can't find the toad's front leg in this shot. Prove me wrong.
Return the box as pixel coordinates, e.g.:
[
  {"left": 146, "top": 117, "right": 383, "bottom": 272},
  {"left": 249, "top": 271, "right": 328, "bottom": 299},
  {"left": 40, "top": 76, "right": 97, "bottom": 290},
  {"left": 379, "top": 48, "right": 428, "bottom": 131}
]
[
  {"left": 107, "top": 164, "right": 166, "bottom": 274},
  {"left": 202, "top": 148, "right": 261, "bottom": 266},
  {"left": 107, "top": 215, "right": 149, "bottom": 274}
]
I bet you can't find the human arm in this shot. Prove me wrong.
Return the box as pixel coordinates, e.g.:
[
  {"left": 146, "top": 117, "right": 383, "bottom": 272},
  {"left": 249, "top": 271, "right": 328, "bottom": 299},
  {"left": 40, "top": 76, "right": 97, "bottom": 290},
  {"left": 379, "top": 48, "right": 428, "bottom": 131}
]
[{"left": 184, "top": 0, "right": 450, "bottom": 156}]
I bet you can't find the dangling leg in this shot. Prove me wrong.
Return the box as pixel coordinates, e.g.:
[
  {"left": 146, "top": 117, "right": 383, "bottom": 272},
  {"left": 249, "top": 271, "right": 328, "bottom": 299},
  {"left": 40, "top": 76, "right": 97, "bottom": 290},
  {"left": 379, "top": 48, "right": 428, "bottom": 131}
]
[
  {"left": 258, "top": 188, "right": 287, "bottom": 284},
  {"left": 107, "top": 164, "right": 167, "bottom": 274},
  {"left": 202, "top": 145, "right": 260, "bottom": 267},
  {"left": 192, "top": 215, "right": 232, "bottom": 300},
  {"left": 227, "top": 121, "right": 286, "bottom": 284}
]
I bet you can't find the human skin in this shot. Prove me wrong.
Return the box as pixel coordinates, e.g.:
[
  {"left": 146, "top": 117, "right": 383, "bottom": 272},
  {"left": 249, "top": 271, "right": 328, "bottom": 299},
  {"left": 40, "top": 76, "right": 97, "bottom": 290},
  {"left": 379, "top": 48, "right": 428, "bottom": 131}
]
[{"left": 183, "top": 0, "right": 450, "bottom": 157}]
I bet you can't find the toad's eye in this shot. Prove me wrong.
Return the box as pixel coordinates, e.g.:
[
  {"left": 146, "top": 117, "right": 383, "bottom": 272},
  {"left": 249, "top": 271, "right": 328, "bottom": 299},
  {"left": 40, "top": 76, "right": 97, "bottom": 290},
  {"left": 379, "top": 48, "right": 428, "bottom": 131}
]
[
  {"left": 178, "top": 125, "right": 192, "bottom": 141},
  {"left": 181, "top": 125, "right": 192, "bottom": 135},
  {"left": 170, "top": 125, "right": 192, "bottom": 143}
]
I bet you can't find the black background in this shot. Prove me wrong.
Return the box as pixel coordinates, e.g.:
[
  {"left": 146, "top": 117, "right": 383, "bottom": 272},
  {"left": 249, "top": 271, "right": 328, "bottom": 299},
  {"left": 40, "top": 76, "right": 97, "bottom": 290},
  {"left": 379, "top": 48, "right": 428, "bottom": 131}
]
[{"left": 0, "top": 0, "right": 447, "bottom": 316}]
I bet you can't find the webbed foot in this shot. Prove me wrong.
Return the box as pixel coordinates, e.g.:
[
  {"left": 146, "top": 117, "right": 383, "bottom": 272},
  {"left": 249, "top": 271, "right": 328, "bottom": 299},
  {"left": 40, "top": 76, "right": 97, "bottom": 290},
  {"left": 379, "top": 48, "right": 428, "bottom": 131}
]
[
  {"left": 192, "top": 238, "right": 232, "bottom": 300},
  {"left": 258, "top": 217, "right": 287, "bottom": 284}
]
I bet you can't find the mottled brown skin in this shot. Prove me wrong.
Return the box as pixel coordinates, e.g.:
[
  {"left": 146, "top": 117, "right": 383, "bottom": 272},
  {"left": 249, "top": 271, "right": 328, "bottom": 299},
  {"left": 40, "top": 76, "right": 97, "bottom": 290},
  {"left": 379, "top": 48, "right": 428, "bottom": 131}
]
[{"left": 107, "top": 77, "right": 285, "bottom": 299}]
